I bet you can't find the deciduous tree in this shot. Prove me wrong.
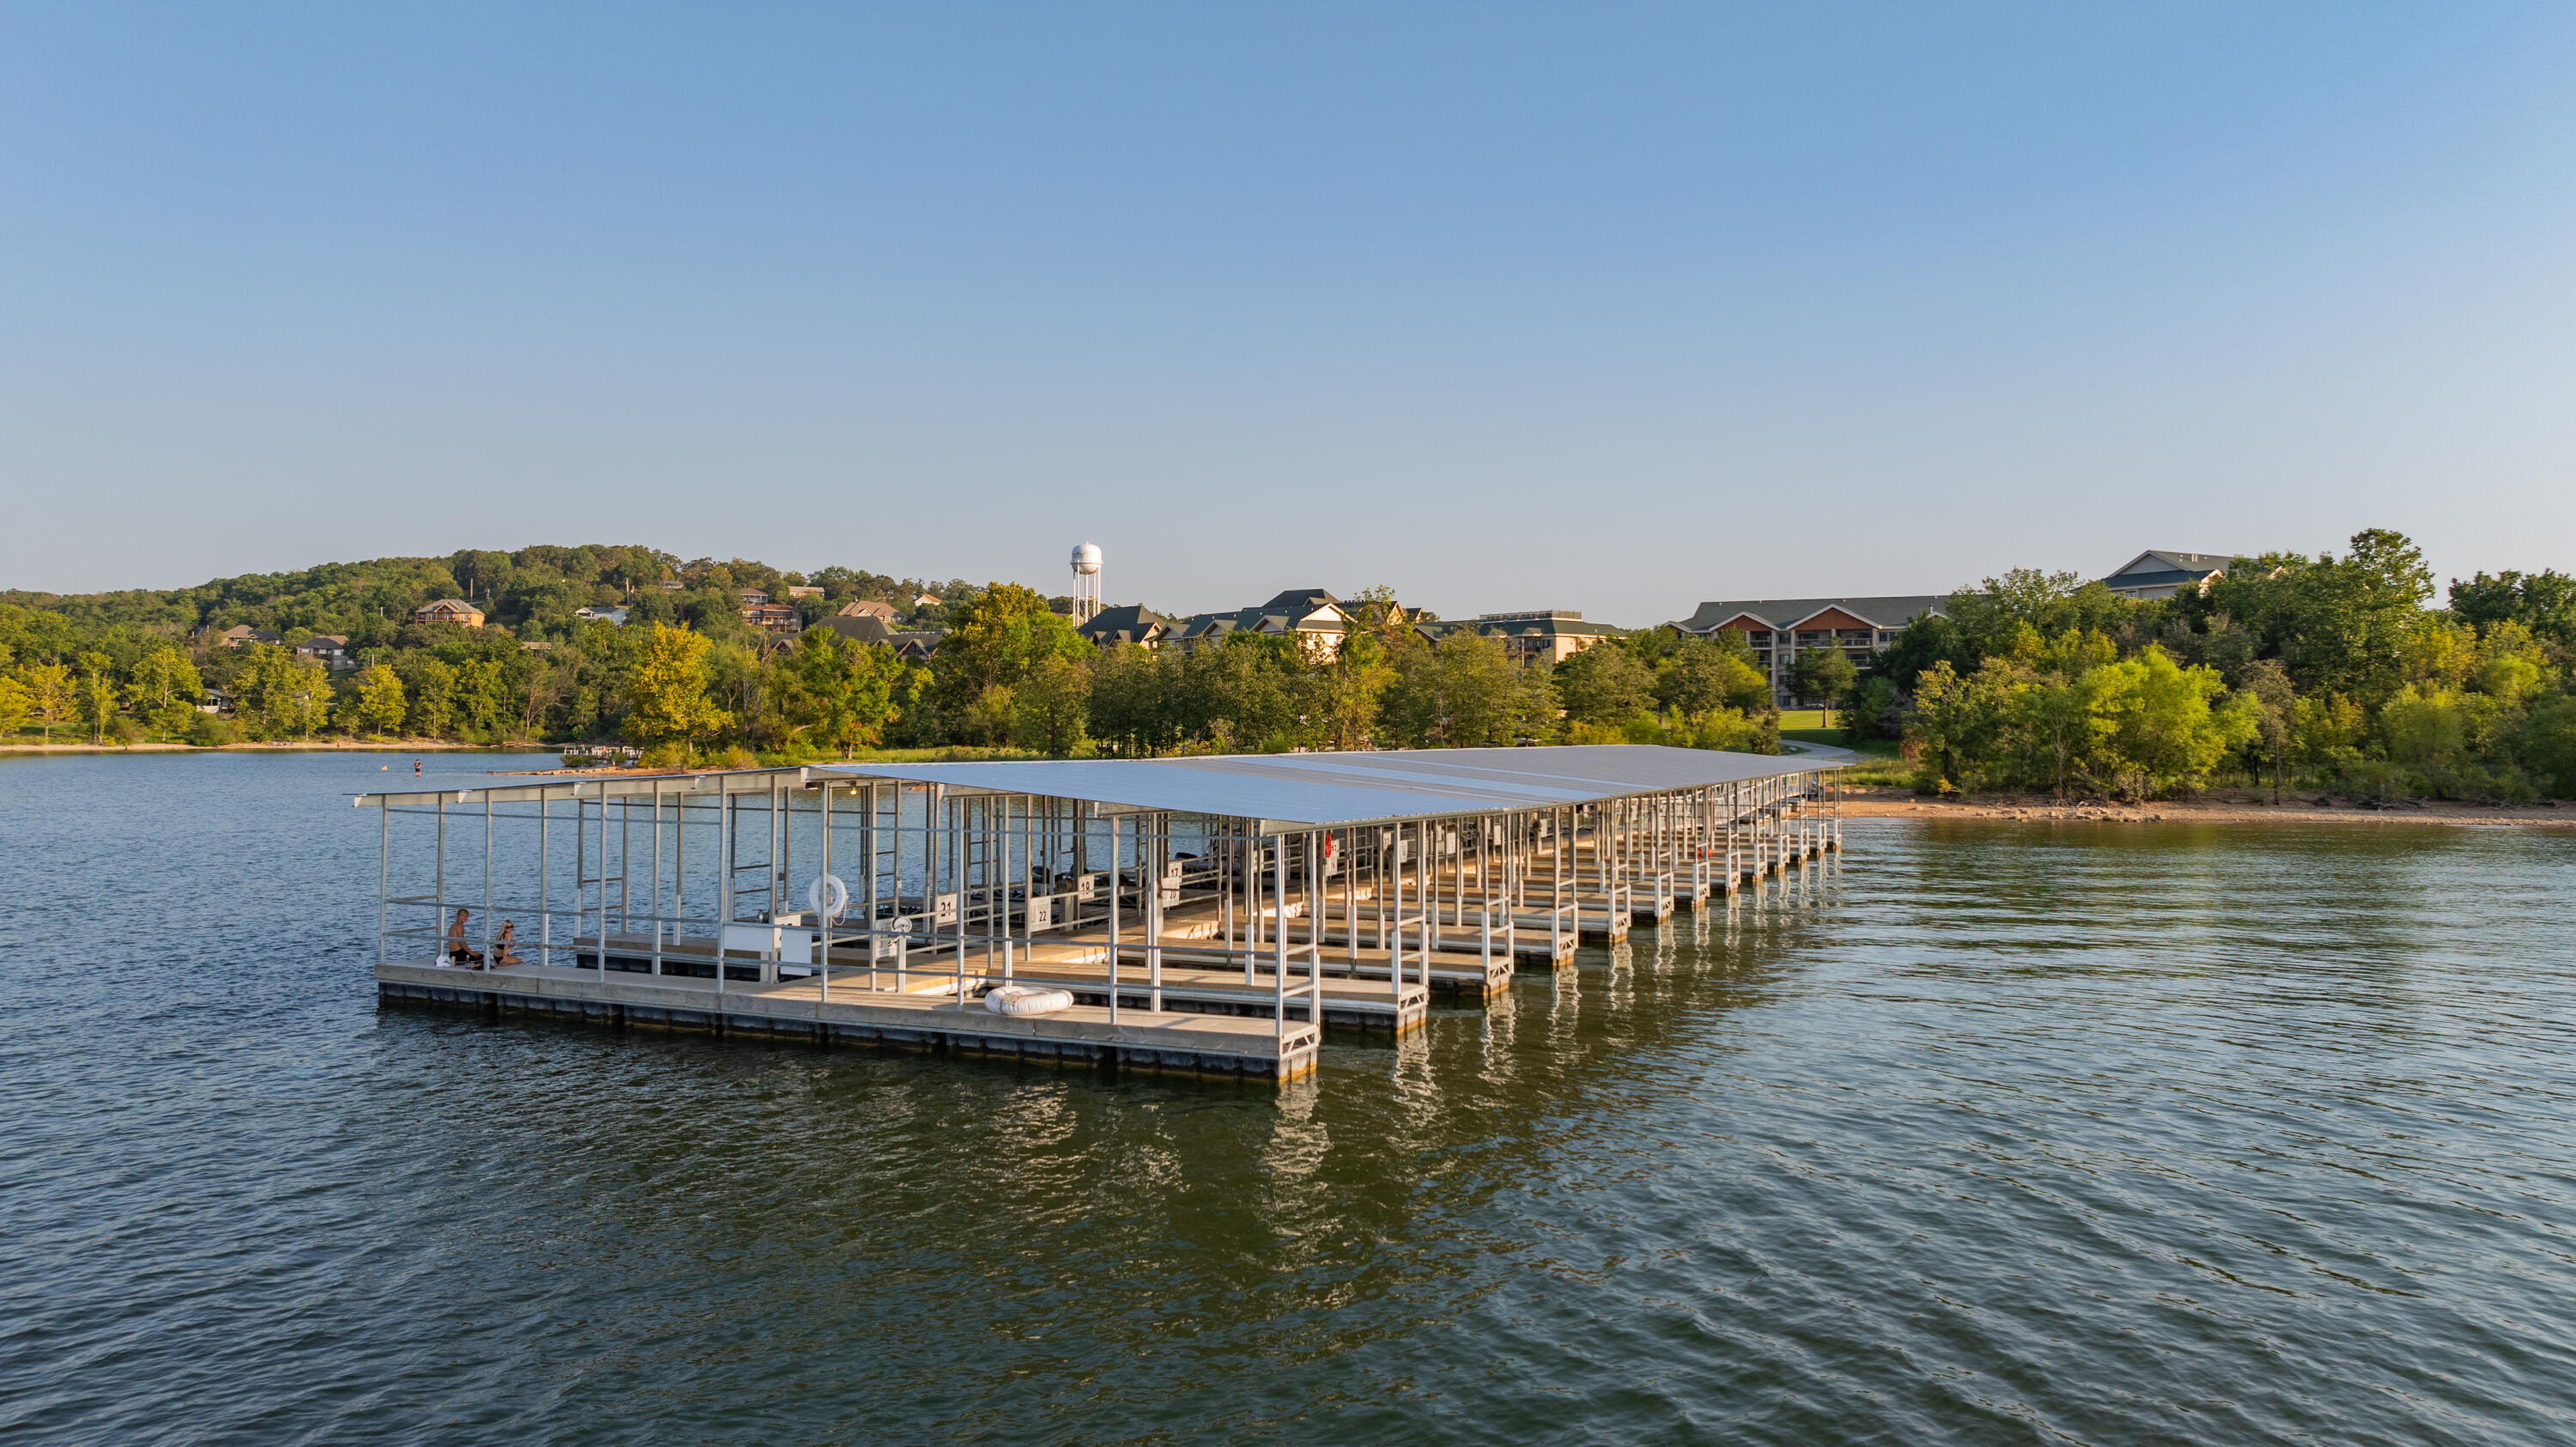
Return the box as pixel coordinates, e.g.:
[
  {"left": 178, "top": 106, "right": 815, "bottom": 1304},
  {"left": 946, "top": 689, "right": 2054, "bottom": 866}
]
[
  {"left": 782, "top": 627, "right": 910, "bottom": 758},
  {"left": 354, "top": 664, "right": 408, "bottom": 739},
  {"left": 623, "top": 623, "right": 732, "bottom": 755},
  {"left": 76, "top": 652, "right": 120, "bottom": 744},
  {"left": 22, "top": 663, "right": 75, "bottom": 745}
]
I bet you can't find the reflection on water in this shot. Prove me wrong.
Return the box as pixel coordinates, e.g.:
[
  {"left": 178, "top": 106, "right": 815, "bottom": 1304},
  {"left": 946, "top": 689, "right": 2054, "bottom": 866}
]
[{"left": 4, "top": 752, "right": 2575, "bottom": 1444}]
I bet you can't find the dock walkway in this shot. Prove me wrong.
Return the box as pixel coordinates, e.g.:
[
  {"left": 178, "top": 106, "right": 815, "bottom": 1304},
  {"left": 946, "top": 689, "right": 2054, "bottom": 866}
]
[{"left": 376, "top": 958, "right": 1317, "bottom": 1079}]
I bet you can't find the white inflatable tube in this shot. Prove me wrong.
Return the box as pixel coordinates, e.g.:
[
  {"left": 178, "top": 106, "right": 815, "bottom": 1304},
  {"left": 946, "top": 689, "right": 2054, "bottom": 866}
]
[{"left": 983, "top": 984, "right": 1075, "bottom": 1017}]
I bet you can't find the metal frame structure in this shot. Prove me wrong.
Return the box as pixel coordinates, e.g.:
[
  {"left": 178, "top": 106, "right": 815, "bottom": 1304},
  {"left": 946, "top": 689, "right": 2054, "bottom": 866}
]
[{"left": 358, "top": 745, "right": 1846, "bottom": 1082}]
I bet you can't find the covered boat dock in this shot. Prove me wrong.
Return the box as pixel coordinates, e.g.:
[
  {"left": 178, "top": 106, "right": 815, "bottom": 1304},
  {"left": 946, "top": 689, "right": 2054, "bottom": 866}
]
[{"left": 359, "top": 745, "right": 1845, "bottom": 1084}]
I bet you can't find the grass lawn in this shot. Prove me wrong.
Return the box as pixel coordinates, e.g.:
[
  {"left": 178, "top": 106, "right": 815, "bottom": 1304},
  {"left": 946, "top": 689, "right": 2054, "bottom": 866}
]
[{"left": 1777, "top": 708, "right": 1902, "bottom": 757}]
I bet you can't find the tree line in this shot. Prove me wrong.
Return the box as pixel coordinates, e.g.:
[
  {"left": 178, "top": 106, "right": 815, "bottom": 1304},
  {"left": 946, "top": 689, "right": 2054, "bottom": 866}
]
[
  {"left": 0, "top": 557, "right": 1784, "bottom": 761},
  {"left": 1838, "top": 529, "right": 2576, "bottom": 801},
  {"left": 610, "top": 585, "right": 1784, "bottom": 766}
]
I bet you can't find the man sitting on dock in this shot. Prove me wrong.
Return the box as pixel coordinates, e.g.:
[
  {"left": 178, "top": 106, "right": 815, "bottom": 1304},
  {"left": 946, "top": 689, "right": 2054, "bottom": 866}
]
[{"left": 445, "top": 908, "right": 485, "bottom": 969}]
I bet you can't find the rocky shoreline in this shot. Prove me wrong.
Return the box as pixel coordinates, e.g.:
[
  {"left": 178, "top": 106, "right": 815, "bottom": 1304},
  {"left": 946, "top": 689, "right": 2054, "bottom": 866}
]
[{"left": 1839, "top": 787, "right": 2574, "bottom": 828}]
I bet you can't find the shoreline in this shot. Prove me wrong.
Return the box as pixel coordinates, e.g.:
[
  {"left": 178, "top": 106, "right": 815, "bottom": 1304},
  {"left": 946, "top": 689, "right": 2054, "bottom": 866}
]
[
  {"left": 1840, "top": 787, "right": 2575, "bottom": 829},
  {"left": 0, "top": 740, "right": 556, "bottom": 756}
]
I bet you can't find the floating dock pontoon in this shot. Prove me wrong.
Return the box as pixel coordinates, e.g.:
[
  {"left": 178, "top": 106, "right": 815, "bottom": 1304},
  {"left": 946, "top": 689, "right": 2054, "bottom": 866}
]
[{"left": 360, "top": 745, "right": 1845, "bottom": 1084}]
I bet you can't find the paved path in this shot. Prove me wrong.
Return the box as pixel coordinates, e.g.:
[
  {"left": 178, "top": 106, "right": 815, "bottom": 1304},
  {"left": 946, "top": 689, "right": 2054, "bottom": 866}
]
[{"left": 1778, "top": 739, "right": 1863, "bottom": 764}]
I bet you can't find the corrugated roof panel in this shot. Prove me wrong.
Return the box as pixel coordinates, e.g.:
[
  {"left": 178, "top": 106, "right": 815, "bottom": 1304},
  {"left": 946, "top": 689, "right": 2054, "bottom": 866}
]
[{"left": 817, "top": 745, "right": 1831, "bottom": 829}]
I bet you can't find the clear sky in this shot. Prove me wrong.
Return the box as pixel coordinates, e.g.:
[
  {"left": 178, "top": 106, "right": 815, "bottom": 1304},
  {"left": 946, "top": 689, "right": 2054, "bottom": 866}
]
[{"left": 4, "top": 3, "right": 2573, "bottom": 623}]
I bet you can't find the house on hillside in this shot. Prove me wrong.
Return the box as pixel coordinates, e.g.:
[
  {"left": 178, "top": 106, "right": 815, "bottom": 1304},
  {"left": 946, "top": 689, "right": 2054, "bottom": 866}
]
[
  {"left": 213, "top": 625, "right": 282, "bottom": 648},
  {"left": 741, "top": 601, "right": 801, "bottom": 635},
  {"left": 574, "top": 605, "right": 629, "bottom": 625},
  {"left": 836, "top": 599, "right": 898, "bottom": 621},
  {"left": 733, "top": 587, "right": 772, "bottom": 606},
  {"left": 295, "top": 635, "right": 354, "bottom": 671},
  {"left": 818, "top": 612, "right": 939, "bottom": 660},
  {"left": 1074, "top": 605, "right": 1170, "bottom": 650},
  {"left": 1673, "top": 595, "right": 1946, "bottom": 707},
  {"left": 912, "top": 593, "right": 943, "bottom": 610},
  {"left": 412, "top": 599, "right": 485, "bottom": 627},
  {"left": 1171, "top": 589, "right": 1357, "bottom": 657},
  {"left": 786, "top": 586, "right": 823, "bottom": 599},
  {"left": 2099, "top": 550, "right": 2242, "bottom": 601}
]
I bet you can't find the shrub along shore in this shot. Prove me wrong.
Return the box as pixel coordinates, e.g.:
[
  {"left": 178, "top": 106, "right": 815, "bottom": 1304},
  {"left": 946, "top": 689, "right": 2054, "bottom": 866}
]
[{"left": 1838, "top": 529, "right": 2575, "bottom": 804}]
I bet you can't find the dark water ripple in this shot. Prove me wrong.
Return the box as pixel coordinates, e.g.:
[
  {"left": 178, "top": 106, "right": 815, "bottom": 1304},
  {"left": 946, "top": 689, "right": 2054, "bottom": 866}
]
[{"left": 5, "top": 753, "right": 2576, "bottom": 1444}]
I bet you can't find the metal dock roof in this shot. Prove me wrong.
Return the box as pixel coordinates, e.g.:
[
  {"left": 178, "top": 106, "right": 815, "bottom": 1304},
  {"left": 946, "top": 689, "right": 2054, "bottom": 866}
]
[{"left": 820, "top": 745, "right": 1834, "bottom": 830}]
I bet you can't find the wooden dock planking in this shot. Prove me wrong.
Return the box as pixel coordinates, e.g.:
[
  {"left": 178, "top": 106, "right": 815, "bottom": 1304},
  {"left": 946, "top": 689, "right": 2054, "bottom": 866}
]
[{"left": 374, "top": 958, "right": 1317, "bottom": 1080}]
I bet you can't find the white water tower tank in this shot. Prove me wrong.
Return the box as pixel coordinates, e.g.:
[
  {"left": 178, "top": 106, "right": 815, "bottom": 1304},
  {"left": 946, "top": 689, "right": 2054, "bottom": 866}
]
[{"left": 1070, "top": 542, "right": 1103, "bottom": 622}]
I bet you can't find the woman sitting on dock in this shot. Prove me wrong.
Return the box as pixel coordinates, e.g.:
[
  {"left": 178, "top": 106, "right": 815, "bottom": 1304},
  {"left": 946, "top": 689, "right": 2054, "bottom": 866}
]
[
  {"left": 445, "top": 909, "right": 485, "bottom": 969},
  {"left": 490, "top": 920, "right": 524, "bottom": 969}
]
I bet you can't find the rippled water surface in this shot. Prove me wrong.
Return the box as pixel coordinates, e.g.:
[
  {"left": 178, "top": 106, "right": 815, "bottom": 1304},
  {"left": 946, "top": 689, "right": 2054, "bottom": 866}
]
[{"left": 6, "top": 751, "right": 2576, "bottom": 1445}]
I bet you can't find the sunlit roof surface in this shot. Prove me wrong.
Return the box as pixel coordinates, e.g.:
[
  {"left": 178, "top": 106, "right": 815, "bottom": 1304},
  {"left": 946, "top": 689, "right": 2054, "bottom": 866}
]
[{"left": 819, "top": 745, "right": 1832, "bottom": 829}]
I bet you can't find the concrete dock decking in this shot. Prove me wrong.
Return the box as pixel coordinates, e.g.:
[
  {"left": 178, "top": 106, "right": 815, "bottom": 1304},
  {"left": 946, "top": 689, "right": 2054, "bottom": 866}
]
[{"left": 376, "top": 958, "right": 1318, "bottom": 1079}]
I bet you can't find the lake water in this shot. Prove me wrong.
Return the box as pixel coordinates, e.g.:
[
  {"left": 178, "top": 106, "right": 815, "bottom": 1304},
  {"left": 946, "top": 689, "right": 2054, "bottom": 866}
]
[{"left": 4, "top": 751, "right": 2574, "bottom": 1445}]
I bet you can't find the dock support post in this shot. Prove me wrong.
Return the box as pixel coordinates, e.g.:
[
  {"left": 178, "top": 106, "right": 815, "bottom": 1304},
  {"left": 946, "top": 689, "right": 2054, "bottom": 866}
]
[
  {"left": 1106, "top": 812, "right": 1121, "bottom": 1024},
  {"left": 1147, "top": 812, "right": 1165, "bottom": 1012}
]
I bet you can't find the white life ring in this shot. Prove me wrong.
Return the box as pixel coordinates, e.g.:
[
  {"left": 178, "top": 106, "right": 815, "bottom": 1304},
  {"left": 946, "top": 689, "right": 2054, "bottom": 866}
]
[{"left": 807, "top": 873, "right": 849, "bottom": 922}]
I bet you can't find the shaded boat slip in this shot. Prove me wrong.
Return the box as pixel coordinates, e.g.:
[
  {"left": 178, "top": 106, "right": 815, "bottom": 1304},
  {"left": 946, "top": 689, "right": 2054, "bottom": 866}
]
[{"left": 568, "top": 929, "right": 1431, "bottom": 1032}]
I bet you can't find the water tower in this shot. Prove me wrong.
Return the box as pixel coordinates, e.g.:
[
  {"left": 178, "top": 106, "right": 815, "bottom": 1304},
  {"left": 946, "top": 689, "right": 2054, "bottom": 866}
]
[{"left": 1070, "top": 541, "right": 1103, "bottom": 623}]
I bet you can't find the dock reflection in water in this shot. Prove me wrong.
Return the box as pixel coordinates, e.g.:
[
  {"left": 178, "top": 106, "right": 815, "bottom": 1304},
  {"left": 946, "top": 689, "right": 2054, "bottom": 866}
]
[{"left": 3, "top": 751, "right": 2573, "bottom": 1444}]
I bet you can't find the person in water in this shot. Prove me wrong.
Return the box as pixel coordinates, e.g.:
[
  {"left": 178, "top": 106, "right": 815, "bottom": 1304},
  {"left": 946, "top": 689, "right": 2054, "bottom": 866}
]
[
  {"left": 490, "top": 920, "right": 524, "bottom": 968},
  {"left": 445, "top": 908, "right": 485, "bottom": 968}
]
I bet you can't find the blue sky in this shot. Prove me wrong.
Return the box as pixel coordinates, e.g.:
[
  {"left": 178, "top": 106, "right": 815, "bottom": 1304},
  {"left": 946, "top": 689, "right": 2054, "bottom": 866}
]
[{"left": 4, "top": 3, "right": 2572, "bottom": 623}]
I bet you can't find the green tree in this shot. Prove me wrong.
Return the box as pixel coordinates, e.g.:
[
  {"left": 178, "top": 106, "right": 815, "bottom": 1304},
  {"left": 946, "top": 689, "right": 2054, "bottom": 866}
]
[
  {"left": 623, "top": 623, "right": 732, "bottom": 755},
  {"left": 1905, "top": 660, "right": 1998, "bottom": 793},
  {"left": 76, "top": 652, "right": 120, "bottom": 744},
  {"left": 1789, "top": 647, "right": 1859, "bottom": 726},
  {"left": 2450, "top": 568, "right": 2576, "bottom": 649},
  {"left": 2202, "top": 528, "right": 2432, "bottom": 705},
  {"left": 0, "top": 673, "right": 31, "bottom": 739},
  {"left": 1087, "top": 643, "right": 1188, "bottom": 756},
  {"left": 1945, "top": 569, "right": 2138, "bottom": 660},
  {"left": 276, "top": 653, "right": 331, "bottom": 739},
  {"left": 128, "top": 646, "right": 204, "bottom": 739},
  {"left": 1188, "top": 635, "right": 1312, "bottom": 751},
  {"left": 1553, "top": 640, "right": 1656, "bottom": 729},
  {"left": 1311, "top": 632, "right": 1395, "bottom": 751},
  {"left": 2519, "top": 696, "right": 2576, "bottom": 798},
  {"left": 2082, "top": 647, "right": 2257, "bottom": 800},
  {"left": 1656, "top": 634, "right": 1771, "bottom": 717},
  {"left": 1381, "top": 633, "right": 1528, "bottom": 747},
  {"left": 21, "top": 663, "right": 74, "bottom": 745},
  {"left": 353, "top": 664, "right": 408, "bottom": 739},
  {"left": 932, "top": 582, "right": 1094, "bottom": 718},
  {"left": 403, "top": 658, "right": 458, "bottom": 739},
  {"left": 781, "top": 627, "right": 909, "bottom": 757},
  {"left": 1009, "top": 655, "right": 1093, "bottom": 757},
  {"left": 2238, "top": 659, "right": 2297, "bottom": 803}
]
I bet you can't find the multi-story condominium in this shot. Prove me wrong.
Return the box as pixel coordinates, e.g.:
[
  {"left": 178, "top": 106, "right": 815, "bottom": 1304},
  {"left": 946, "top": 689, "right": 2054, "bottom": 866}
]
[{"left": 1671, "top": 595, "right": 1947, "bottom": 707}]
